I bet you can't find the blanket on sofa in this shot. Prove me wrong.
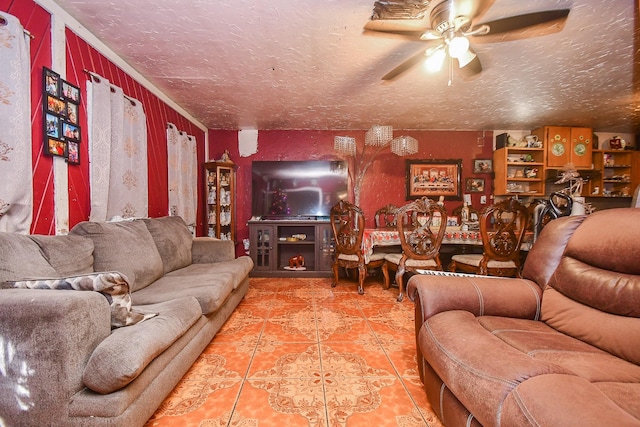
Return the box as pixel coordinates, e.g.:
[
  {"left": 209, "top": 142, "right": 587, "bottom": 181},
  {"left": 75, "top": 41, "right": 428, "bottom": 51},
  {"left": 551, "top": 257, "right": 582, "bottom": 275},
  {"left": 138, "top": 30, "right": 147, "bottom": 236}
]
[{"left": 9, "top": 271, "right": 156, "bottom": 328}]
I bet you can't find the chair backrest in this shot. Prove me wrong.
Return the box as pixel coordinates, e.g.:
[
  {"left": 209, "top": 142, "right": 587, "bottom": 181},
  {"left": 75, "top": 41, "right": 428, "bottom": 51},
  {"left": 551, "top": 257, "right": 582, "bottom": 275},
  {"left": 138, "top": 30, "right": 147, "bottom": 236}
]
[
  {"left": 374, "top": 204, "right": 399, "bottom": 228},
  {"left": 480, "top": 198, "right": 529, "bottom": 263},
  {"left": 396, "top": 197, "right": 447, "bottom": 261},
  {"left": 330, "top": 200, "right": 365, "bottom": 257}
]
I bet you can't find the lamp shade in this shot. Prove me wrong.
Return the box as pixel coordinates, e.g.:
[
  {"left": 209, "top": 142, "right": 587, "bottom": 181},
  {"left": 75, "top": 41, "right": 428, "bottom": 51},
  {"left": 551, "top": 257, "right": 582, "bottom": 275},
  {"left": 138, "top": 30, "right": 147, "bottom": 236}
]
[
  {"left": 391, "top": 136, "right": 419, "bottom": 156},
  {"left": 334, "top": 136, "right": 356, "bottom": 155},
  {"left": 365, "top": 125, "right": 393, "bottom": 146}
]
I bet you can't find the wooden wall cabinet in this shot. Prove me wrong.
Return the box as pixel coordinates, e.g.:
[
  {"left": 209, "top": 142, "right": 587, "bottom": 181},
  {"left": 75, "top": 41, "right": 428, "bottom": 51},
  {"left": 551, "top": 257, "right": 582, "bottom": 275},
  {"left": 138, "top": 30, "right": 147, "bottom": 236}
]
[
  {"left": 204, "top": 161, "right": 237, "bottom": 240},
  {"left": 248, "top": 220, "right": 334, "bottom": 277},
  {"left": 532, "top": 126, "right": 593, "bottom": 169},
  {"left": 493, "top": 147, "right": 546, "bottom": 196}
]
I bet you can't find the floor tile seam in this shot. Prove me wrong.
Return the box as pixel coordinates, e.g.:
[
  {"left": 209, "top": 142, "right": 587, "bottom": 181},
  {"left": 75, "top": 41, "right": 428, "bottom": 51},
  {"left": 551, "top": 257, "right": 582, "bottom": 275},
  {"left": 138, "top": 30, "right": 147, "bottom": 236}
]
[
  {"left": 395, "top": 375, "right": 434, "bottom": 426},
  {"left": 240, "top": 315, "right": 268, "bottom": 381},
  {"left": 227, "top": 378, "right": 250, "bottom": 427}
]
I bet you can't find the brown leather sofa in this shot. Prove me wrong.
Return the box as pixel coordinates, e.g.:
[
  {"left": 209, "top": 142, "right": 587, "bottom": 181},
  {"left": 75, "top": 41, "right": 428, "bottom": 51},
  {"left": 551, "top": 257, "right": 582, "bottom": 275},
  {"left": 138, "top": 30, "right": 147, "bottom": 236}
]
[{"left": 407, "top": 207, "right": 640, "bottom": 427}]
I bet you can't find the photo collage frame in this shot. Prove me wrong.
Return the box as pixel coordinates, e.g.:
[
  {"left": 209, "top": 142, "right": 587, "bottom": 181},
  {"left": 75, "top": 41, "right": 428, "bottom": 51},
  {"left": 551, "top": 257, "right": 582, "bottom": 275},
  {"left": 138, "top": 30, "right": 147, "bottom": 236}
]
[{"left": 43, "top": 67, "right": 81, "bottom": 165}]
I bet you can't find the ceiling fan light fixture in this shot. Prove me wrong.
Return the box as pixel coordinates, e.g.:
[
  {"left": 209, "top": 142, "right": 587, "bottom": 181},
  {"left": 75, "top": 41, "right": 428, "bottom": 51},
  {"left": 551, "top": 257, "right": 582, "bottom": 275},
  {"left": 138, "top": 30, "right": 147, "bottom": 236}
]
[
  {"left": 424, "top": 47, "right": 446, "bottom": 72},
  {"left": 448, "top": 36, "right": 470, "bottom": 59},
  {"left": 457, "top": 48, "right": 476, "bottom": 68}
]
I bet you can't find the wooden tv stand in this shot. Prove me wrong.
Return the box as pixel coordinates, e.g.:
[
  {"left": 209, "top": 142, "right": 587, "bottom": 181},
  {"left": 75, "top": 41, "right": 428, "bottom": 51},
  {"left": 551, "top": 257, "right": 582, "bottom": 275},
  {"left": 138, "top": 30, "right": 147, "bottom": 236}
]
[{"left": 248, "top": 219, "right": 334, "bottom": 277}]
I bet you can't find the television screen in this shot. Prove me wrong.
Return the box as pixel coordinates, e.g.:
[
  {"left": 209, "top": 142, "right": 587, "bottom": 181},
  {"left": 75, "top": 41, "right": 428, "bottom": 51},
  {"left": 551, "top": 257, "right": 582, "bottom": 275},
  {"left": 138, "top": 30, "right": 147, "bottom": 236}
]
[{"left": 252, "top": 160, "right": 348, "bottom": 219}]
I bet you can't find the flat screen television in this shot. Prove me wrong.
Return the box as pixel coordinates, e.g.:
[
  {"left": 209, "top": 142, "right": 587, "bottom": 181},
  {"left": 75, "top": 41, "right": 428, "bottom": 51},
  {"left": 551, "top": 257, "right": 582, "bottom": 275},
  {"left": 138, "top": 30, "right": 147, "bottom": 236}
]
[{"left": 251, "top": 160, "right": 348, "bottom": 219}]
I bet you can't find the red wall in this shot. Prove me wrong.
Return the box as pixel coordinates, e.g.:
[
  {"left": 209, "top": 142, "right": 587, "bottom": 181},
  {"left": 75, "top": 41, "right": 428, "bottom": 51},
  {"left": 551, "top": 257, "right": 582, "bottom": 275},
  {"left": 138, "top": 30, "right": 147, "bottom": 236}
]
[
  {"left": 209, "top": 130, "right": 494, "bottom": 255},
  {"left": 64, "top": 29, "right": 206, "bottom": 228},
  {"left": 1, "top": 0, "right": 206, "bottom": 233}
]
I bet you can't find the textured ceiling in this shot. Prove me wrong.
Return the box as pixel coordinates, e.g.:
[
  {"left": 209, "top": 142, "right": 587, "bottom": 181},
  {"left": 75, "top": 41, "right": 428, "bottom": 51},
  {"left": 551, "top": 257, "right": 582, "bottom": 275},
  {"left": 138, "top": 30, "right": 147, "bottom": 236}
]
[{"left": 51, "top": 0, "right": 639, "bottom": 132}]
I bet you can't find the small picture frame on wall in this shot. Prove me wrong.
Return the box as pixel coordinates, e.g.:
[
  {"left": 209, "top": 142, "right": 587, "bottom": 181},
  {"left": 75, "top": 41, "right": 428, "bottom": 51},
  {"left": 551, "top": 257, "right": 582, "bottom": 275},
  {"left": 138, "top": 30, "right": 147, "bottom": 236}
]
[
  {"left": 473, "top": 159, "right": 493, "bottom": 173},
  {"left": 46, "top": 95, "right": 66, "bottom": 115},
  {"left": 66, "top": 101, "right": 78, "bottom": 124},
  {"left": 61, "top": 122, "right": 80, "bottom": 142},
  {"left": 46, "top": 137, "right": 67, "bottom": 158},
  {"left": 43, "top": 67, "right": 60, "bottom": 97},
  {"left": 45, "top": 113, "right": 60, "bottom": 138},
  {"left": 466, "top": 178, "right": 485, "bottom": 193},
  {"left": 61, "top": 81, "right": 80, "bottom": 102},
  {"left": 66, "top": 140, "right": 80, "bottom": 165}
]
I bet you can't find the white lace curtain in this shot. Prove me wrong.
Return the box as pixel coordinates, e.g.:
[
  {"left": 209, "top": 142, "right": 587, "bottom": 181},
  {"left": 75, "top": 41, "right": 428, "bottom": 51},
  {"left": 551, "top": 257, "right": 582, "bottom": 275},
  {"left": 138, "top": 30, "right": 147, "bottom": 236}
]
[
  {"left": 0, "top": 12, "right": 32, "bottom": 233},
  {"left": 87, "top": 73, "right": 148, "bottom": 221},
  {"left": 167, "top": 123, "right": 197, "bottom": 226}
]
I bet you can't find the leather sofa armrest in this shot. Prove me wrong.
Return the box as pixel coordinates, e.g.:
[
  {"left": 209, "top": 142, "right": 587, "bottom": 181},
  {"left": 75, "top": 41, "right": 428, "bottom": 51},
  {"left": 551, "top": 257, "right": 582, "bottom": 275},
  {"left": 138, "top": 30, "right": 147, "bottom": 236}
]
[
  {"left": 191, "top": 237, "right": 235, "bottom": 264},
  {"left": 407, "top": 274, "right": 543, "bottom": 326}
]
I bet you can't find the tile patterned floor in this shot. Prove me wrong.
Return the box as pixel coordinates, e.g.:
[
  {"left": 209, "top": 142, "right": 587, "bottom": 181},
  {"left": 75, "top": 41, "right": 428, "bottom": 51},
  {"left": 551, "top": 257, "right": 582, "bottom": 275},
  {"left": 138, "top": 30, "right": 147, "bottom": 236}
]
[{"left": 145, "top": 276, "right": 444, "bottom": 427}]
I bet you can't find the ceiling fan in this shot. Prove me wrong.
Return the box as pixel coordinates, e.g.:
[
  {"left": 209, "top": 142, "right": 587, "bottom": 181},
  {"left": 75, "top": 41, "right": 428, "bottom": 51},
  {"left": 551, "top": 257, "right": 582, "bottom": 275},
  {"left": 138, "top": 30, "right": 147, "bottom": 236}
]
[{"left": 364, "top": 0, "right": 570, "bottom": 82}]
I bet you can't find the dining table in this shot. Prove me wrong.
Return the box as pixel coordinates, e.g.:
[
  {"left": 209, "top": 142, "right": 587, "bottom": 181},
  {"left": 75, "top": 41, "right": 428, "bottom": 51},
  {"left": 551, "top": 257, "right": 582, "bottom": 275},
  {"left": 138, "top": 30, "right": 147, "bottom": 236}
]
[{"left": 362, "top": 227, "right": 533, "bottom": 263}]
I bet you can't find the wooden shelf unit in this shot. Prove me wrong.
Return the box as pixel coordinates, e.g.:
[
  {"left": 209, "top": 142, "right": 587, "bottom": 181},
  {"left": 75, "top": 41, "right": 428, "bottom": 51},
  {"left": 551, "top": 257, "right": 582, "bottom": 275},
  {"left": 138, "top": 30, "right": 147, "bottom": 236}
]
[
  {"left": 494, "top": 147, "right": 546, "bottom": 197},
  {"left": 586, "top": 150, "right": 638, "bottom": 198}
]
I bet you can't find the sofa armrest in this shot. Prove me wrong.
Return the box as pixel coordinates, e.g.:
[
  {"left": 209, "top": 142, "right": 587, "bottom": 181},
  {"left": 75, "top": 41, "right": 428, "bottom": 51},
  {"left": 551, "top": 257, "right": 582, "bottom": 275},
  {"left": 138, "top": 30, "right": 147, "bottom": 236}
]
[
  {"left": 0, "top": 289, "right": 111, "bottom": 423},
  {"left": 407, "top": 274, "right": 543, "bottom": 326},
  {"left": 191, "top": 237, "right": 235, "bottom": 264}
]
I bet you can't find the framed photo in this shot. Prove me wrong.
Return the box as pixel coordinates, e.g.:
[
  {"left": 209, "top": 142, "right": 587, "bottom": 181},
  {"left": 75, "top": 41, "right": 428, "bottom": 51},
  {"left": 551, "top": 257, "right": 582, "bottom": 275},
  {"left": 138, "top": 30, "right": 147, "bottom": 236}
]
[
  {"left": 405, "top": 159, "right": 462, "bottom": 200},
  {"left": 43, "top": 67, "right": 60, "bottom": 97},
  {"left": 66, "top": 101, "right": 78, "bottom": 124},
  {"left": 466, "top": 177, "right": 485, "bottom": 193},
  {"left": 45, "top": 113, "right": 60, "bottom": 138},
  {"left": 61, "top": 121, "right": 80, "bottom": 142},
  {"left": 473, "top": 159, "right": 493, "bottom": 173},
  {"left": 46, "top": 95, "right": 66, "bottom": 115},
  {"left": 61, "top": 81, "right": 80, "bottom": 102},
  {"left": 66, "top": 140, "right": 80, "bottom": 165},
  {"left": 46, "top": 137, "right": 67, "bottom": 158}
]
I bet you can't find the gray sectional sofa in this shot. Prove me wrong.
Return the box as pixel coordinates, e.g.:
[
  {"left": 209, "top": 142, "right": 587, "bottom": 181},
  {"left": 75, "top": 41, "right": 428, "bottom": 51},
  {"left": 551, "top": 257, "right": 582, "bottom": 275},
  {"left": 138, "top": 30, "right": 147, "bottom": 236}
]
[{"left": 0, "top": 216, "right": 253, "bottom": 427}]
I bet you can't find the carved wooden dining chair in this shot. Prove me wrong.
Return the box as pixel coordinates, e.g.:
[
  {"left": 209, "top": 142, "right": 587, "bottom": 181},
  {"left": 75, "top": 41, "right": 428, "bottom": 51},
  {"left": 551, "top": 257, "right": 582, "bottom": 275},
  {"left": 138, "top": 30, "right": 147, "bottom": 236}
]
[
  {"left": 449, "top": 198, "right": 529, "bottom": 277},
  {"left": 374, "top": 204, "right": 399, "bottom": 229},
  {"left": 382, "top": 197, "right": 447, "bottom": 302},
  {"left": 330, "top": 200, "right": 384, "bottom": 295}
]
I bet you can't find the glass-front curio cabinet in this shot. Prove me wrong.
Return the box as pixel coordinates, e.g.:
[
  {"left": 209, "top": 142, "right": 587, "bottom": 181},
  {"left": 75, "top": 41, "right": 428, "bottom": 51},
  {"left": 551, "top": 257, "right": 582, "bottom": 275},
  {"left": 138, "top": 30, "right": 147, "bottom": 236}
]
[{"left": 204, "top": 161, "right": 237, "bottom": 241}]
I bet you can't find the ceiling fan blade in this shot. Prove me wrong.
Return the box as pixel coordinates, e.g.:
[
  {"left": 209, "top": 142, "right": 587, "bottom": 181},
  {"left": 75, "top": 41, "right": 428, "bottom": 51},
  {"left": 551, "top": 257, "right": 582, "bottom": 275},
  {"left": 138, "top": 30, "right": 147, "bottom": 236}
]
[
  {"left": 381, "top": 50, "right": 430, "bottom": 82},
  {"left": 451, "top": 0, "right": 496, "bottom": 23},
  {"left": 363, "top": 18, "right": 430, "bottom": 33},
  {"left": 362, "top": 29, "right": 429, "bottom": 42},
  {"left": 470, "top": 9, "right": 570, "bottom": 43}
]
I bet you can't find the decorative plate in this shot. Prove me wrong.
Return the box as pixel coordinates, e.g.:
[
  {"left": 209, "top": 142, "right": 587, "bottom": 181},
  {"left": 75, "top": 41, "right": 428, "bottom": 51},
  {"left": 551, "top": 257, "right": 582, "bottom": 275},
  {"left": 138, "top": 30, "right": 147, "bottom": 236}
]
[
  {"left": 574, "top": 143, "right": 587, "bottom": 156},
  {"left": 552, "top": 142, "right": 565, "bottom": 156}
]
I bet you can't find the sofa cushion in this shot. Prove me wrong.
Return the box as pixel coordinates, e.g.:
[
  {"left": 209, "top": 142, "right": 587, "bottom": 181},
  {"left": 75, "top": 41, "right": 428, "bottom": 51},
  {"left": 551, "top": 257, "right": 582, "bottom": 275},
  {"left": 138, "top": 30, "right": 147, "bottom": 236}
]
[
  {"left": 142, "top": 216, "right": 193, "bottom": 274},
  {"left": 70, "top": 220, "right": 164, "bottom": 292},
  {"left": 0, "top": 232, "right": 59, "bottom": 283},
  {"left": 479, "top": 315, "right": 640, "bottom": 383},
  {"left": 131, "top": 273, "right": 235, "bottom": 315},
  {"left": 166, "top": 256, "right": 254, "bottom": 290},
  {"left": 82, "top": 296, "right": 202, "bottom": 394},
  {"left": 501, "top": 374, "right": 640, "bottom": 427},
  {"left": 29, "top": 234, "right": 94, "bottom": 277},
  {"left": 542, "top": 285, "right": 640, "bottom": 366}
]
